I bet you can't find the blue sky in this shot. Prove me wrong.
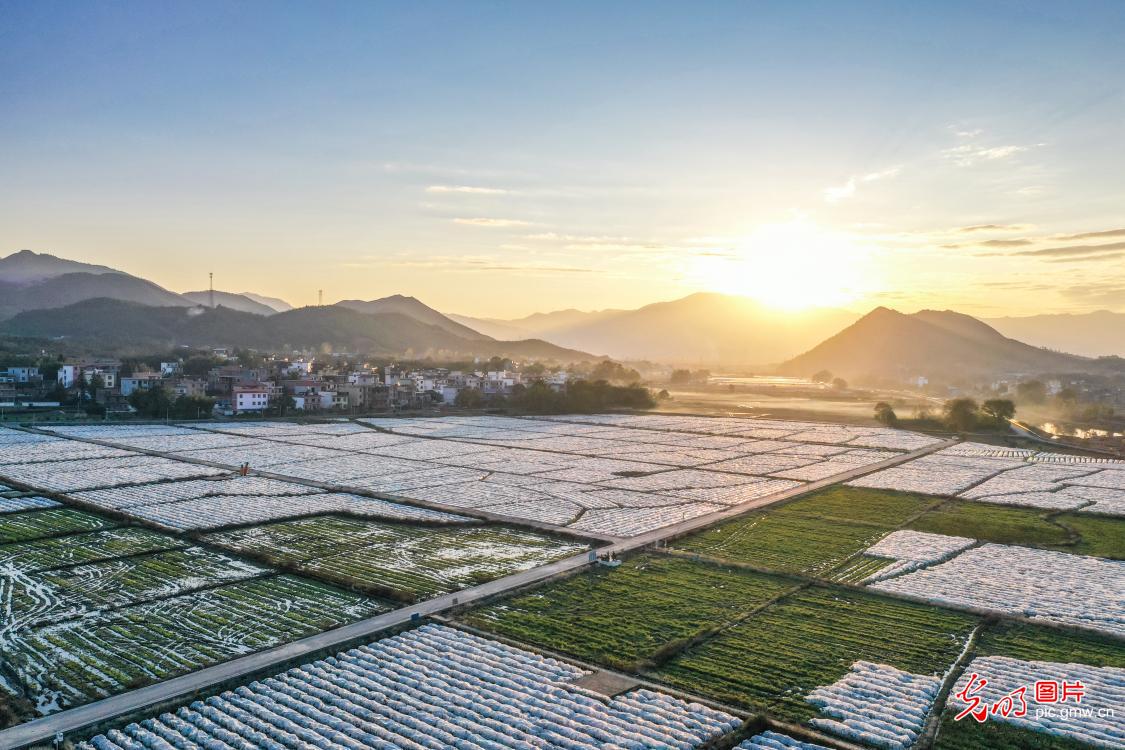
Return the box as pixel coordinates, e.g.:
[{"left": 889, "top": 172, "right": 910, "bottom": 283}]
[{"left": 2, "top": 1, "right": 1123, "bottom": 316}]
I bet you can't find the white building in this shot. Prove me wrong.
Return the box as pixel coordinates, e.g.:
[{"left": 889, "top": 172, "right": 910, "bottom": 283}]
[
  {"left": 160, "top": 361, "right": 182, "bottom": 377},
  {"left": 57, "top": 365, "right": 80, "bottom": 388},
  {"left": 232, "top": 384, "right": 270, "bottom": 414}
]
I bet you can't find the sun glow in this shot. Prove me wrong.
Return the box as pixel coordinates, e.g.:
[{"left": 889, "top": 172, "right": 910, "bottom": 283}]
[{"left": 689, "top": 219, "right": 874, "bottom": 310}]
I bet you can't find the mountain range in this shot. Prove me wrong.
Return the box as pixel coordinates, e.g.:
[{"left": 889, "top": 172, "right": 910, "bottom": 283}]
[
  {"left": 459, "top": 294, "right": 860, "bottom": 366},
  {"left": 3, "top": 249, "right": 1123, "bottom": 376},
  {"left": 0, "top": 299, "right": 593, "bottom": 361}
]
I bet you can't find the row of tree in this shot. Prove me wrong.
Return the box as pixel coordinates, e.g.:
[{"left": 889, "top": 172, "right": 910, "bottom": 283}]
[
  {"left": 874, "top": 397, "right": 1016, "bottom": 432},
  {"left": 455, "top": 379, "right": 655, "bottom": 414}
]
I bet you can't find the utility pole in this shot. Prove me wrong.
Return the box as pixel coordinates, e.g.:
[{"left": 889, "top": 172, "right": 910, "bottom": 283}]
[
  {"left": 209, "top": 272, "right": 215, "bottom": 308},
  {"left": 318, "top": 289, "right": 323, "bottom": 306}
]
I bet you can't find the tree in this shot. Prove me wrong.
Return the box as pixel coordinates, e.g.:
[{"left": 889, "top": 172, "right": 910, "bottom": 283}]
[
  {"left": 454, "top": 388, "right": 484, "bottom": 408},
  {"left": 1016, "top": 380, "right": 1047, "bottom": 405},
  {"left": 981, "top": 398, "right": 1016, "bottom": 425},
  {"left": 812, "top": 369, "right": 833, "bottom": 383},
  {"left": 873, "top": 402, "right": 898, "bottom": 426},
  {"left": 943, "top": 397, "right": 979, "bottom": 432},
  {"left": 128, "top": 386, "right": 174, "bottom": 419},
  {"left": 669, "top": 369, "right": 693, "bottom": 385},
  {"left": 657, "top": 389, "right": 671, "bottom": 400},
  {"left": 590, "top": 360, "right": 641, "bottom": 383},
  {"left": 1055, "top": 387, "right": 1079, "bottom": 407},
  {"left": 831, "top": 377, "right": 848, "bottom": 390}
]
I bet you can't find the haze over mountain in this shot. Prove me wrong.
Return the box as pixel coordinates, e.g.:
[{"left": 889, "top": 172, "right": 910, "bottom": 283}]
[
  {"left": 1, "top": 299, "right": 595, "bottom": 361},
  {"left": 182, "top": 290, "right": 278, "bottom": 316},
  {"left": 239, "top": 292, "right": 293, "bottom": 313},
  {"left": 335, "top": 295, "right": 489, "bottom": 341},
  {"left": 984, "top": 311, "right": 1125, "bottom": 358},
  {"left": 778, "top": 307, "right": 1115, "bottom": 381},
  {"left": 0, "top": 249, "right": 121, "bottom": 285},
  {"left": 0, "top": 252, "right": 195, "bottom": 322},
  {"left": 457, "top": 293, "right": 860, "bottom": 365},
  {"left": 451, "top": 308, "right": 627, "bottom": 341}
]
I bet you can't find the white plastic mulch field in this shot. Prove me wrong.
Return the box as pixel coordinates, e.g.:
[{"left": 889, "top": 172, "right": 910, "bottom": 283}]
[
  {"left": 850, "top": 442, "right": 1125, "bottom": 516},
  {"left": 80, "top": 624, "right": 742, "bottom": 750},
  {"left": 806, "top": 661, "right": 940, "bottom": 749},
  {"left": 860, "top": 530, "right": 977, "bottom": 583},
  {"left": 127, "top": 492, "right": 472, "bottom": 531},
  {"left": 948, "top": 656, "right": 1125, "bottom": 748},
  {"left": 105, "top": 416, "right": 936, "bottom": 539},
  {"left": 0, "top": 496, "right": 60, "bottom": 514},
  {"left": 869, "top": 544, "right": 1125, "bottom": 637},
  {"left": 24, "top": 416, "right": 940, "bottom": 538}
]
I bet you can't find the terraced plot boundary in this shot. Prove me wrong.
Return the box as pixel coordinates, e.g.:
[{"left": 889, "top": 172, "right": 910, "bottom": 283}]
[{"left": 0, "top": 432, "right": 958, "bottom": 749}]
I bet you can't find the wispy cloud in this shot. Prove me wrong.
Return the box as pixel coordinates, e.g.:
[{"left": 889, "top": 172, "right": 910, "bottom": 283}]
[
  {"left": 1044, "top": 252, "right": 1124, "bottom": 264},
  {"left": 1013, "top": 240, "right": 1125, "bottom": 258},
  {"left": 955, "top": 223, "right": 1035, "bottom": 233},
  {"left": 944, "top": 238, "right": 1034, "bottom": 249},
  {"left": 1054, "top": 228, "right": 1125, "bottom": 241},
  {"left": 526, "top": 232, "right": 633, "bottom": 242},
  {"left": 426, "top": 185, "right": 511, "bottom": 195},
  {"left": 453, "top": 217, "right": 533, "bottom": 227},
  {"left": 823, "top": 166, "right": 901, "bottom": 203},
  {"left": 942, "top": 142, "right": 1041, "bottom": 167},
  {"left": 1060, "top": 282, "right": 1125, "bottom": 306}
]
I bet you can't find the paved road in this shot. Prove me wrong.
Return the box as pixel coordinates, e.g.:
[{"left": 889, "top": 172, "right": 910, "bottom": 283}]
[{"left": 0, "top": 434, "right": 957, "bottom": 749}]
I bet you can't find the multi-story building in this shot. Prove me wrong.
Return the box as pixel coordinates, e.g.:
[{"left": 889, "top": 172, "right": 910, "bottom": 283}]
[
  {"left": 120, "top": 371, "right": 163, "bottom": 396},
  {"left": 0, "top": 367, "right": 40, "bottom": 384},
  {"left": 231, "top": 384, "right": 270, "bottom": 414}
]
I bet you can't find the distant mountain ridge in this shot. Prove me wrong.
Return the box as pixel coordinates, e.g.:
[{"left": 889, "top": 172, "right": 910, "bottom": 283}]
[
  {"left": 0, "top": 249, "right": 191, "bottom": 320},
  {"left": 778, "top": 307, "right": 1115, "bottom": 380},
  {"left": 335, "top": 295, "right": 489, "bottom": 340},
  {"left": 456, "top": 293, "right": 859, "bottom": 365},
  {"left": 182, "top": 290, "right": 278, "bottom": 316},
  {"left": 1, "top": 298, "right": 598, "bottom": 361},
  {"left": 0, "top": 249, "right": 121, "bottom": 286},
  {"left": 984, "top": 311, "right": 1125, "bottom": 357}
]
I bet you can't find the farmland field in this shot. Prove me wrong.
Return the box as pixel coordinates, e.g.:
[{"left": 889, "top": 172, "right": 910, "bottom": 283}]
[
  {"left": 78, "top": 624, "right": 743, "bottom": 750},
  {"left": 0, "top": 526, "right": 184, "bottom": 571},
  {"left": 934, "top": 622, "right": 1125, "bottom": 750},
  {"left": 908, "top": 500, "right": 1080, "bottom": 549},
  {"left": 204, "top": 516, "right": 587, "bottom": 601},
  {"left": 0, "top": 508, "right": 116, "bottom": 544},
  {"left": 652, "top": 585, "right": 977, "bottom": 722},
  {"left": 5, "top": 575, "right": 387, "bottom": 715},
  {"left": 463, "top": 554, "right": 797, "bottom": 671},
  {"left": 770, "top": 486, "right": 940, "bottom": 525},
  {"left": 672, "top": 512, "right": 892, "bottom": 576},
  {"left": 1053, "top": 512, "right": 1125, "bottom": 559}
]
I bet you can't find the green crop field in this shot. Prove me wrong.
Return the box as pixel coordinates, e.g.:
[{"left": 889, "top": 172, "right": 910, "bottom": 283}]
[
  {"left": 463, "top": 554, "right": 797, "bottom": 671},
  {"left": 204, "top": 515, "right": 587, "bottom": 602},
  {"left": 0, "top": 527, "right": 185, "bottom": 571},
  {"left": 907, "top": 501, "right": 1124, "bottom": 559},
  {"left": 652, "top": 585, "right": 978, "bottom": 722},
  {"left": 1052, "top": 513, "right": 1125, "bottom": 559},
  {"left": 672, "top": 512, "right": 891, "bottom": 576},
  {"left": 0, "top": 508, "right": 116, "bottom": 544},
  {"left": 5, "top": 575, "right": 386, "bottom": 714},
  {"left": 909, "top": 501, "right": 1072, "bottom": 547},
  {"left": 772, "top": 486, "right": 940, "bottom": 525}
]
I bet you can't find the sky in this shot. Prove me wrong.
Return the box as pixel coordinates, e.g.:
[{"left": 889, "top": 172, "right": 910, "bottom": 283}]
[{"left": 2, "top": 1, "right": 1124, "bottom": 318}]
